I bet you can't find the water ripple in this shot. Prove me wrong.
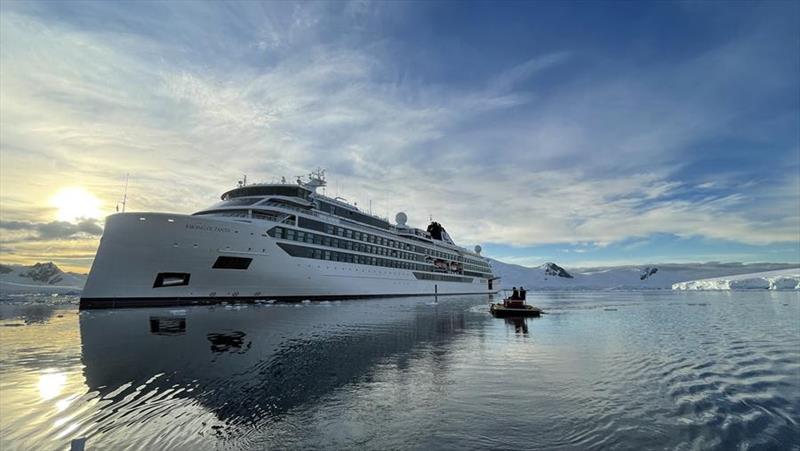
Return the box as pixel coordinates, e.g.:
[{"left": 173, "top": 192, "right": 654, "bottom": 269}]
[{"left": 1, "top": 292, "right": 798, "bottom": 450}]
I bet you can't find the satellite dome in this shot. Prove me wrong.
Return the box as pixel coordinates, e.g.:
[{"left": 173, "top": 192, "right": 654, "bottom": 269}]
[
  {"left": 395, "top": 212, "right": 408, "bottom": 226},
  {"left": 474, "top": 245, "right": 482, "bottom": 254}
]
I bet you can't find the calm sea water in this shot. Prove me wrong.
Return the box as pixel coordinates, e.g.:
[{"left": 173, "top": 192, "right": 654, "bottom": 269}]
[{"left": 0, "top": 291, "right": 798, "bottom": 450}]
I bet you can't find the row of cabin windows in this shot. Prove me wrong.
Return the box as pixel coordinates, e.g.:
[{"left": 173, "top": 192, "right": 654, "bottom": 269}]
[
  {"left": 311, "top": 250, "right": 418, "bottom": 270},
  {"left": 271, "top": 219, "right": 491, "bottom": 272},
  {"left": 414, "top": 272, "right": 473, "bottom": 283},
  {"left": 279, "top": 243, "right": 429, "bottom": 271},
  {"left": 224, "top": 186, "right": 310, "bottom": 200},
  {"left": 295, "top": 216, "right": 492, "bottom": 269},
  {"left": 273, "top": 235, "right": 493, "bottom": 278},
  {"left": 464, "top": 262, "right": 491, "bottom": 272},
  {"left": 321, "top": 223, "right": 415, "bottom": 251},
  {"left": 429, "top": 249, "right": 461, "bottom": 262},
  {"left": 270, "top": 227, "right": 420, "bottom": 261}
]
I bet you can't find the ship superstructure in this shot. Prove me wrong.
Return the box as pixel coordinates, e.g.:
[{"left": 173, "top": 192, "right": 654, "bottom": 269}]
[{"left": 80, "top": 170, "right": 497, "bottom": 308}]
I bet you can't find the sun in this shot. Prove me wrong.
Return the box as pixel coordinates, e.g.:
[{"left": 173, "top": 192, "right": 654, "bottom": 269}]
[{"left": 50, "top": 187, "right": 102, "bottom": 222}]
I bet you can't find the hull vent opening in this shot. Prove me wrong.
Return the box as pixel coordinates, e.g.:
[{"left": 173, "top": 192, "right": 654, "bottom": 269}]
[
  {"left": 153, "top": 272, "right": 191, "bottom": 288},
  {"left": 212, "top": 256, "right": 253, "bottom": 270}
]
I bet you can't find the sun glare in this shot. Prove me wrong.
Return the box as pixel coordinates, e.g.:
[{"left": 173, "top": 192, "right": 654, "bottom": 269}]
[
  {"left": 38, "top": 371, "right": 66, "bottom": 401},
  {"left": 50, "top": 187, "right": 102, "bottom": 222}
]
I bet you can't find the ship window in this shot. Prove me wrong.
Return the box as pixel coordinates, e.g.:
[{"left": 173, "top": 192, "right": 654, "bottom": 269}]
[
  {"left": 325, "top": 224, "right": 334, "bottom": 234},
  {"left": 223, "top": 186, "right": 309, "bottom": 200},
  {"left": 306, "top": 234, "right": 314, "bottom": 243},
  {"left": 313, "top": 249, "right": 322, "bottom": 259},
  {"left": 324, "top": 251, "right": 331, "bottom": 260},
  {"left": 153, "top": 272, "right": 191, "bottom": 288},
  {"left": 208, "top": 197, "right": 262, "bottom": 209},
  {"left": 314, "top": 235, "right": 323, "bottom": 245},
  {"left": 212, "top": 256, "right": 252, "bottom": 270}
]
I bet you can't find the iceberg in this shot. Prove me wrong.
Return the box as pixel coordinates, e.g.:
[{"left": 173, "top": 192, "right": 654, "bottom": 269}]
[{"left": 671, "top": 269, "right": 800, "bottom": 291}]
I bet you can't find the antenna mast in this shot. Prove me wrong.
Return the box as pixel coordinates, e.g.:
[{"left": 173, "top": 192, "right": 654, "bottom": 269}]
[{"left": 122, "top": 173, "right": 129, "bottom": 213}]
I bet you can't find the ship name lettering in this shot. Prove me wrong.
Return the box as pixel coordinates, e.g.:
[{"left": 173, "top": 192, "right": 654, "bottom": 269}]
[{"left": 185, "top": 224, "right": 232, "bottom": 233}]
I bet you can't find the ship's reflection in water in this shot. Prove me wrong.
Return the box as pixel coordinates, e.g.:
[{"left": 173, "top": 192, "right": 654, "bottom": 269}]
[
  {"left": 149, "top": 315, "right": 186, "bottom": 335},
  {"left": 78, "top": 297, "right": 484, "bottom": 449}
]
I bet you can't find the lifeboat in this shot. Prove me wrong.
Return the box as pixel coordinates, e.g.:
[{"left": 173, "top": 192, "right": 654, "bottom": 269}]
[{"left": 490, "top": 297, "right": 543, "bottom": 317}]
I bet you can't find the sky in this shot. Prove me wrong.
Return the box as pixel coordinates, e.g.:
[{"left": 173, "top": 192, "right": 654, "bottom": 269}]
[{"left": 0, "top": 1, "right": 798, "bottom": 272}]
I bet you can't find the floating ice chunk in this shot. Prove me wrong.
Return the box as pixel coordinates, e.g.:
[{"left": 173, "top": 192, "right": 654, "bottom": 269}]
[
  {"left": 772, "top": 277, "right": 799, "bottom": 290},
  {"left": 729, "top": 278, "right": 770, "bottom": 290}
]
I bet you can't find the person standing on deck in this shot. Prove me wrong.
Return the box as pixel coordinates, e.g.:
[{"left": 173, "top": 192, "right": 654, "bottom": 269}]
[{"left": 511, "top": 287, "right": 519, "bottom": 300}]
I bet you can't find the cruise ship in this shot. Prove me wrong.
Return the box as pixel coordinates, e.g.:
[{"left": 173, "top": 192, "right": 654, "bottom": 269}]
[{"left": 80, "top": 170, "right": 498, "bottom": 309}]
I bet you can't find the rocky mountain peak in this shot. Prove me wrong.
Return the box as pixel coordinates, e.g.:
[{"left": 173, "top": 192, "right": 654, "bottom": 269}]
[
  {"left": 20, "top": 262, "right": 64, "bottom": 284},
  {"left": 640, "top": 267, "right": 658, "bottom": 280},
  {"left": 540, "top": 262, "right": 574, "bottom": 279}
]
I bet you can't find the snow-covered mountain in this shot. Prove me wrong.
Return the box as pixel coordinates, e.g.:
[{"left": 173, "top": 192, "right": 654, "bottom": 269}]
[
  {"left": 673, "top": 268, "right": 799, "bottom": 290},
  {"left": 489, "top": 259, "right": 800, "bottom": 290},
  {"left": 0, "top": 262, "right": 86, "bottom": 294}
]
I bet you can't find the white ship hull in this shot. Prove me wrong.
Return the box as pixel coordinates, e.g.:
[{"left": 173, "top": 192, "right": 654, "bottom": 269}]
[{"left": 81, "top": 213, "right": 495, "bottom": 309}]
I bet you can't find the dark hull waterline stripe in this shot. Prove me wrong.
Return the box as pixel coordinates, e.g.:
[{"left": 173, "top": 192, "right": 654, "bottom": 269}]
[{"left": 79, "top": 291, "right": 498, "bottom": 310}]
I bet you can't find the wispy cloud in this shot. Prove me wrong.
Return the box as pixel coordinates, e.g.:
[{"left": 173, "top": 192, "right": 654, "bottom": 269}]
[{"left": 0, "top": 1, "right": 797, "bottom": 268}]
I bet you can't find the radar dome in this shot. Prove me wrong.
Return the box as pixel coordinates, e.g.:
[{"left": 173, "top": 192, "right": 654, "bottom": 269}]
[
  {"left": 474, "top": 245, "right": 482, "bottom": 254},
  {"left": 395, "top": 212, "right": 408, "bottom": 226}
]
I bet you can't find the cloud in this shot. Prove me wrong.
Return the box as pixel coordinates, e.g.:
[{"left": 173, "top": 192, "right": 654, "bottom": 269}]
[
  {"left": 0, "top": 2, "right": 797, "bottom": 269},
  {"left": 0, "top": 218, "right": 103, "bottom": 241},
  {"left": 487, "top": 51, "right": 571, "bottom": 94}
]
